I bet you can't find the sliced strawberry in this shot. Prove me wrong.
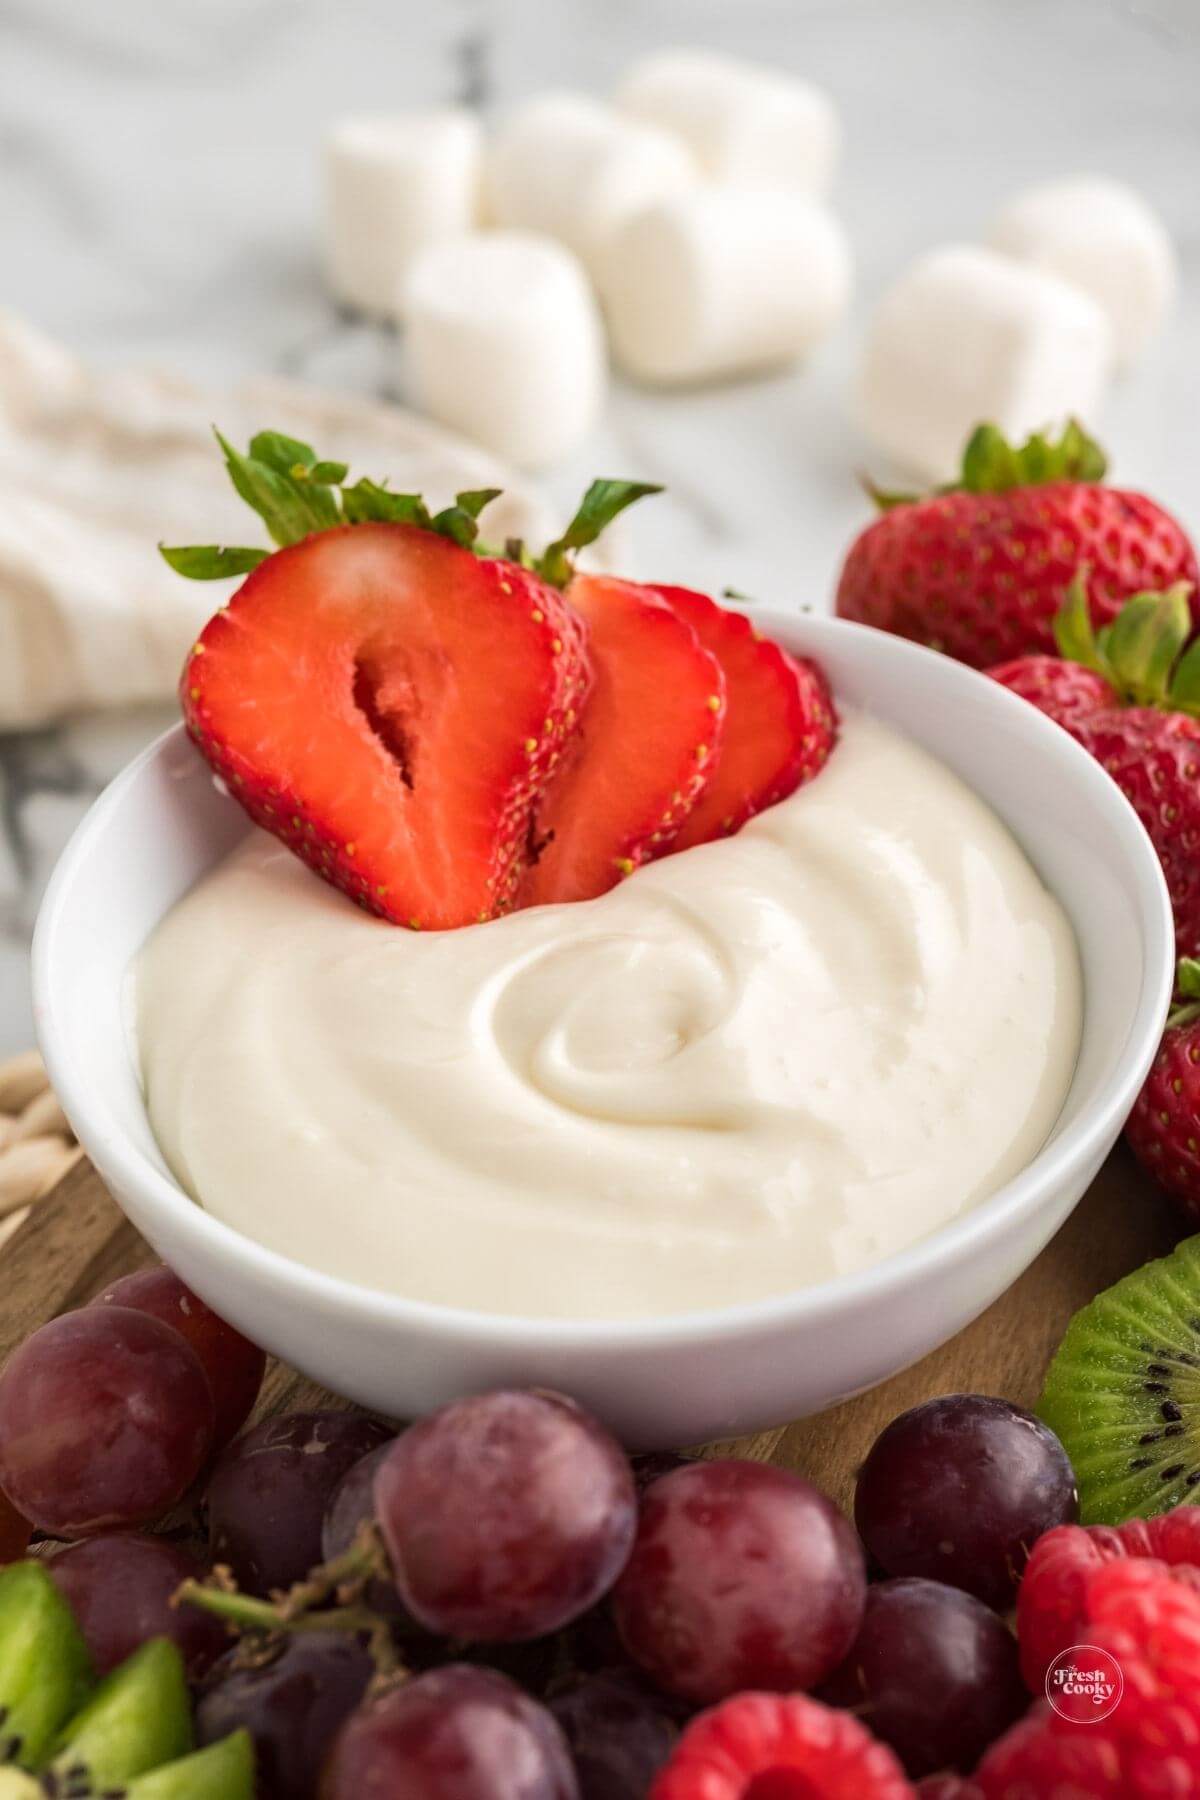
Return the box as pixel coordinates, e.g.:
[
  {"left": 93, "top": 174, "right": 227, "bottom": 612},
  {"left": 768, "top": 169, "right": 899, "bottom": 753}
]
[
  {"left": 181, "top": 522, "right": 590, "bottom": 929},
  {"left": 521, "top": 574, "right": 725, "bottom": 907},
  {"left": 653, "top": 585, "right": 838, "bottom": 849}
]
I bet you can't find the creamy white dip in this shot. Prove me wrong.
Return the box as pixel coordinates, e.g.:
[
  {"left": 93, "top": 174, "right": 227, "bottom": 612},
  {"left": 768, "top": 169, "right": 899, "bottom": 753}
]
[{"left": 136, "top": 712, "right": 1082, "bottom": 1320}]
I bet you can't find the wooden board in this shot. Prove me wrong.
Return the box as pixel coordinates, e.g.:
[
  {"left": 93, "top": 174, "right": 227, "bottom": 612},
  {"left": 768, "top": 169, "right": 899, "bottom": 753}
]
[{"left": 0, "top": 1150, "right": 1182, "bottom": 1508}]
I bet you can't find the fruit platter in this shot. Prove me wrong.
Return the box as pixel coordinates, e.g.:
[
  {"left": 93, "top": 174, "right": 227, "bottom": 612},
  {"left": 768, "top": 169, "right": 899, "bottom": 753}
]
[{"left": 7, "top": 415, "right": 1200, "bottom": 1799}]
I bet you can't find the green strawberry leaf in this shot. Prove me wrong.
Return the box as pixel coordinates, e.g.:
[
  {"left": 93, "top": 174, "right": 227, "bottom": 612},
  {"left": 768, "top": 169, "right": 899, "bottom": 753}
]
[
  {"left": 215, "top": 430, "right": 341, "bottom": 544},
  {"left": 454, "top": 488, "right": 504, "bottom": 520},
  {"left": 1178, "top": 958, "right": 1200, "bottom": 1001},
  {"left": 158, "top": 544, "right": 269, "bottom": 579},
  {"left": 956, "top": 419, "right": 1108, "bottom": 494},
  {"left": 536, "top": 479, "right": 663, "bottom": 588},
  {"left": 339, "top": 479, "right": 432, "bottom": 528},
  {"left": 246, "top": 431, "right": 319, "bottom": 476},
  {"left": 870, "top": 420, "right": 1109, "bottom": 513},
  {"left": 1168, "top": 638, "right": 1200, "bottom": 716},
  {"left": 1169, "top": 957, "right": 1200, "bottom": 1029},
  {"left": 161, "top": 430, "right": 664, "bottom": 592},
  {"left": 1102, "top": 585, "right": 1192, "bottom": 706},
  {"left": 862, "top": 476, "right": 921, "bottom": 512},
  {"left": 1054, "top": 574, "right": 1200, "bottom": 713},
  {"left": 1057, "top": 418, "right": 1109, "bottom": 483},
  {"left": 960, "top": 424, "right": 1025, "bottom": 494},
  {"left": 1053, "top": 573, "right": 1113, "bottom": 681},
  {"left": 430, "top": 488, "right": 504, "bottom": 549}
]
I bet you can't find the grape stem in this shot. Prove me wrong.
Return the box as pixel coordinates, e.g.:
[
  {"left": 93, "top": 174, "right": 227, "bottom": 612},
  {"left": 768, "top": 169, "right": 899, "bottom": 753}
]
[
  {"left": 175, "top": 1577, "right": 402, "bottom": 1680},
  {"left": 278, "top": 1522, "right": 386, "bottom": 1619},
  {"left": 175, "top": 1581, "right": 371, "bottom": 1638}
]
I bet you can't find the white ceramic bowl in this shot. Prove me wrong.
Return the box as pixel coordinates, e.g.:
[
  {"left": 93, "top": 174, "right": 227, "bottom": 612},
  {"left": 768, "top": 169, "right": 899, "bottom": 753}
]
[{"left": 34, "top": 613, "right": 1173, "bottom": 1447}]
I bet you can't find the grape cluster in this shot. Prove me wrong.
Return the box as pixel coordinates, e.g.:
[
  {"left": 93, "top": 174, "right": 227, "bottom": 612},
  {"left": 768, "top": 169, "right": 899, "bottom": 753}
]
[
  {"left": 0, "top": 1272, "right": 1082, "bottom": 1797},
  {"left": 0, "top": 1268, "right": 265, "bottom": 1674}
]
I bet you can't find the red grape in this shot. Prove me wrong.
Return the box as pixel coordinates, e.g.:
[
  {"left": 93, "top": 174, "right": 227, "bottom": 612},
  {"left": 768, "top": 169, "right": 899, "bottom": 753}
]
[
  {"left": 374, "top": 1389, "right": 637, "bottom": 1642},
  {"left": 817, "top": 1577, "right": 1028, "bottom": 1776},
  {"left": 548, "top": 1672, "right": 678, "bottom": 1800},
  {"left": 612, "top": 1458, "right": 866, "bottom": 1704},
  {"left": 196, "top": 1633, "right": 372, "bottom": 1800},
  {"left": 47, "top": 1533, "right": 227, "bottom": 1678},
  {"left": 854, "top": 1394, "right": 1078, "bottom": 1608},
  {"left": 0, "top": 1487, "right": 29, "bottom": 1564},
  {"left": 0, "top": 1307, "right": 215, "bottom": 1536},
  {"left": 206, "top": 1410, "right": 392, "bottom": 1595},
  {"left": 323, "top": 1664, "right": 579, "bottom": 1799},
  {"left": 93, "top": 1266, "right": 265, "bottom": 1449},
  {"left": 321, "top": 1440, "right": 417, "bottom": 1627},
  {"left": 321, "top": 1440, "right": 393, "bottom": 1560}
]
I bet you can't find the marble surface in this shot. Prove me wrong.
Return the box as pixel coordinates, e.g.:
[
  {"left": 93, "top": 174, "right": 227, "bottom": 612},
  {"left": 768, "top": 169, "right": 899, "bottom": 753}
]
[{"left": 2, "top": 0, "right": 1199, "bottom": 1053}]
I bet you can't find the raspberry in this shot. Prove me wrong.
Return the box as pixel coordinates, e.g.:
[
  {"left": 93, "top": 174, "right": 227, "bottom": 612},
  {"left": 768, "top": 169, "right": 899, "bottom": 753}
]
[
  {"left": 983, "top": 1560, "right": 1200, "bottom": 1798},
  {"left": 650, "top": 1691, "right": 915, "bottom": 1798},
  {"left": 915, "top": 1780, "right": 984, "bottom": 1799},
  {"left": 1017, "top": 1505, "right": 1200, "bottom": 1688},
  {"left": 977, "top": 1708, "right": 1124, "bottom": 1797}
]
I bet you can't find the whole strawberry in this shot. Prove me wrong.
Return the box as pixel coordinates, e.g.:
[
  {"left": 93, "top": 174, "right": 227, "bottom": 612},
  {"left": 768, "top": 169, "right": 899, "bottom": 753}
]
[
  {"left": 837, "top": 420, "right": 1198, "bottom": 667},
  {"left": 989, "top": 580, "right": 1200, "bottom": 958},
  {"left": 1126, "top": 958, "right": 1200, "bottom": 1222}
]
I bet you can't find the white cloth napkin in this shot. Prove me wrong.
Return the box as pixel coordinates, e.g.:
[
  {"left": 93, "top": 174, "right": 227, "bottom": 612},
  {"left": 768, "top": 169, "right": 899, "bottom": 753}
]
[{"left": 0, "top": 313, "right": 561, "bottom": 731}]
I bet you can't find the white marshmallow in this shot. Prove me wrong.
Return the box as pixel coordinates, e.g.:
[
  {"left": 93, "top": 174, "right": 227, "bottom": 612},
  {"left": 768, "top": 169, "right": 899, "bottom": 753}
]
[
  {"left": 403, "top": 231, "right": 606, "bottom": 470},
  {"left": 484, "top": 92, "right": 696, "bottom": 275},
  {"left": 616, "top": 48, "right": 840, "bottom": 195},
  {"left": 989, "top": 176, "right": 1177, "bottom": 369},
  {"left": 858, "top": 245, "right": 1113, "bottom": 482},
  {"left": 598, "top": 188, "right": 851, "bottom": 386},
  {"left": 325, "top": 110, "right": 482, "bottom": 317}
]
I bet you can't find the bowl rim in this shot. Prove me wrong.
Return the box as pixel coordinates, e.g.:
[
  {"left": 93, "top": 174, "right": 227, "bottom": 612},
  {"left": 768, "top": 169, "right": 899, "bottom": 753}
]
[{"left": 34, "top": 610, "right": 1175, "bottom": 1350}]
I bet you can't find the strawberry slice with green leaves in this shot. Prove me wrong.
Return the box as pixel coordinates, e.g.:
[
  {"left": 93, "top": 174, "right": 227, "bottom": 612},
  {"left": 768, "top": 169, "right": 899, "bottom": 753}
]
[
  {"left": 162, "top": 433, "right": 650, "bottom": 930},
  {"left": 163, "top": 432, "right": 840, "bottom": 929},
  {"left": 520, "top": 574, "right": 726, "bottom": 908},
  {"left": 653, "top": 585, "right": 838, "bottom": 849}
]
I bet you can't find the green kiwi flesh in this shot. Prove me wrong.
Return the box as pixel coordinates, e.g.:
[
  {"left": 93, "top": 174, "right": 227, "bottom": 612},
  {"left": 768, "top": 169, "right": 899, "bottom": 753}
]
[{"left": 1038, "top": 1232, "right": 1200, "bottom": 1524}]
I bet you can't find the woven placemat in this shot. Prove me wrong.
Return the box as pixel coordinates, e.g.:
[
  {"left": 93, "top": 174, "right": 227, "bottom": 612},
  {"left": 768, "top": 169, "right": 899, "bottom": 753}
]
[{"left": 0, "top": 1052, "right": 80, "bottom": 1248}]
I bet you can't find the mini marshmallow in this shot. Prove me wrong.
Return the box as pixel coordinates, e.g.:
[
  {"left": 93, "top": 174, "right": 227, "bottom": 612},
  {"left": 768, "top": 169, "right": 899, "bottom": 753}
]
[
  {"left": 616, "top": 48, "right": 840, "bottom": 195},
  {"left": 403, "top": 231, "right": 606, "bottom": 470},
  {"left": 858, "top": 245, "right": 1113, "bottom": 482},
  {"left": 598, "top": 188, "right": 851, "bottom": 386},
  {"left": 484, "top": 92, "right": 696, "bottom": 275},
  {"left": 989, "top": 176, "right": 1177, "bottom": 369},
  {"left": 325, "top": 110, "right": 482, "bottom": 317}
]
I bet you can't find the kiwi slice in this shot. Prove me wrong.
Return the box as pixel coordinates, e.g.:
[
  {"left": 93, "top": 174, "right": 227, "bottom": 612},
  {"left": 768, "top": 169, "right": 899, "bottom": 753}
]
[
  {"left": 1039, "top": 1232, "right": 1200, "bottom": 1524},
  {"left": 0, "top": 1562, "right": 92, "bottom": 1771},
  {"left": 124, "top": 1730, "right": 255, "bottom": 1800},
  {"left": 47, "top": 1638, "right": 191, "bottom": 1791}
]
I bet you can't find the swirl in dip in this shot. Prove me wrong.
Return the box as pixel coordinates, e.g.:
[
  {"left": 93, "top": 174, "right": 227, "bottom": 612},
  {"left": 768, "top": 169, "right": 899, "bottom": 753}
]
[{"left": 136, "top": 712, "right": 1081, "bottom": 1320}]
